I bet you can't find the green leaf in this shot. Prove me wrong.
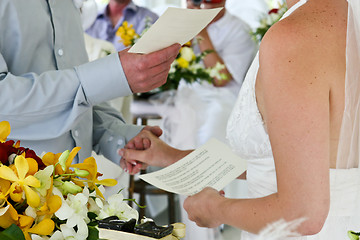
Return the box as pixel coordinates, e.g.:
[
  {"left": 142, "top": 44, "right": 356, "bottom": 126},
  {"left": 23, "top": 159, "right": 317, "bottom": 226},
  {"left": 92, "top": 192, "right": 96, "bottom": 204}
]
[
  {"left": 348, "top": 231, "right": 360, "bottom": 240},
  {"left": 87, "top": 226, "right": 99, "bottom": 240},
  {"left": 0, "top": 224, "right": 26, "bottom": 240},
  {"left": 88, "top": 211, "right": 98, "bottom": 221}
]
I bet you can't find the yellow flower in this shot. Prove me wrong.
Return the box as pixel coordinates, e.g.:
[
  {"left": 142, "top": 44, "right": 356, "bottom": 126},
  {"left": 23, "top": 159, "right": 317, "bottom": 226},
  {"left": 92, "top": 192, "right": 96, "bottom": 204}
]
[
  {"left": 116, "top": 21, "right": 139, "bottom": 47},
  {"left": 0, "top": 170, "right": 18, "bottom": 228},
  {"left": 0, "top": 121, "right": 10, "bottom": 142},
  {"left": 42, "top": 147, "right": 81, "bottom": 175},
  {"left": 0, "top": 155, "right": 41, "bottom": 207},
  {"left": 176, "top": 57, "right": 189, "bottom": 68},
  {"left": 0, "top": 203, "right": 18, "bottom": 228},
  {"left": 71, "top": 157, "right": 117, "bottom": 199},
  {"left": 18, "top": 215, "right": 55, "bottom": 240},
  {"left": 37, "top": 195, "right": 62, "bottom": 217}
]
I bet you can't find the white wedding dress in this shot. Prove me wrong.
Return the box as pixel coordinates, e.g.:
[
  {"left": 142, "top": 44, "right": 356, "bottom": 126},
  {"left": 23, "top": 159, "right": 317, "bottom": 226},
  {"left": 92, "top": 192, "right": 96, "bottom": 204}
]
[{"left": 226, "top": 0, "right": 360, "bottom": 239}]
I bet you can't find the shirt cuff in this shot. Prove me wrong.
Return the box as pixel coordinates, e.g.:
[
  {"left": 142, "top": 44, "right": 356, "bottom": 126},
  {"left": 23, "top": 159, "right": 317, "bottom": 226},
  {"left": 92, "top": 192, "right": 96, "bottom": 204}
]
[{"left": 75, "top": 53, "right": 132, "bottom": 106}]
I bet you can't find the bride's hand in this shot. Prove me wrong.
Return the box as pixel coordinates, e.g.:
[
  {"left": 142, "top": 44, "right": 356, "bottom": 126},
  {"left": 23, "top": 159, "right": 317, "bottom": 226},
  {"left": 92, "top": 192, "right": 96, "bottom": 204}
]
[{"left": 183, "top": 187, "right": 226, "bottom": 228}]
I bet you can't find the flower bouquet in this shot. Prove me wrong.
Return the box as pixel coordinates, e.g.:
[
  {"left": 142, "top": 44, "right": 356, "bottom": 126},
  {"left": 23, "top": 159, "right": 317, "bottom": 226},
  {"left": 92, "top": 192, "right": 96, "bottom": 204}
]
[
  {"left": 0, "top": 121, "right": 185, "bottom": 240},
  {"left": 250, "top": 2, "right": 287, "bottom": 43}
]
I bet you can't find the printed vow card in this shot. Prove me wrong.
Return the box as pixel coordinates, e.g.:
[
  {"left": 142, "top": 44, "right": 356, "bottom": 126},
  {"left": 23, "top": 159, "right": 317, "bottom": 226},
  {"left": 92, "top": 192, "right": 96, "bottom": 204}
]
[{"left": 139, "top": 138, "right": 247, "bottom": 196}]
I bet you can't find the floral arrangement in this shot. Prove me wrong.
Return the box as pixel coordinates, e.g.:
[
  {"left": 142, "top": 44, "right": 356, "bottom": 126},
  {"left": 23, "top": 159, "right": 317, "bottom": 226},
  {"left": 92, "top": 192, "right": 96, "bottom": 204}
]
[
  {"left": 0, "top": 121, "right": 139, "bottom": 240},
  {"left": 116, "top": 21, "right": 227, "bottom": 92},
  {"left": 158, "top": 41, "right": 227, "bottom": 91},
  {"left": 250, "top": 2, "right": 288, "bottom": 43}
]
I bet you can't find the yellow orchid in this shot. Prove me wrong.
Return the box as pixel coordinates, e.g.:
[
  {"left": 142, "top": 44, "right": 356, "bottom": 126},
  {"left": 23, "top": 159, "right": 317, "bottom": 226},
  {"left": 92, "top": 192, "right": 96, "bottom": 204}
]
[
  {"left": 71, "top": 157, "right": 117, "bottom": 199},
  {"left": 37, "top": 195, "right": 62, "bottom": 217},
  {"left": 0, "top": 178, "right": 18, "bottom": 228},
  {"left": 0, "top": 203, "right": 18, "bottom": 228},
  {"left": 0, "top": 178, "right": 10, "bottom": 202},
  {"left": 0, "top": 155, "right": 41, "bottom": 208},
  {"left": 18, "top": 215, "right": 55, "bottom": 240},
  {"left": 41, "top": 147, "right": 81, "bottom": 175},
  {"left": 42, "top": 152, "right": 63, "bottom": 175},
  {"left": 0, "top": 121, "right": 10, "bottom": 142}
]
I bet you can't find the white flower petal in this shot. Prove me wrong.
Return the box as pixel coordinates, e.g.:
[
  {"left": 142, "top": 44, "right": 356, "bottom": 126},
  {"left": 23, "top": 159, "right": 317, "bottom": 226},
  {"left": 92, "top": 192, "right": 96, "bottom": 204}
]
[
  {"left": 25, "top": 206, "right": 37, "bottom": 219},
  {"left": 60, "top": 224, "right": 76, "bottom": 239},
  {"left": 55, "top": 200, "right": 74, "bottom": 220},
  {"left": 31, "top": 234, "right": 49, "bottom": 240},
  {"left": 49, "top": 230, "right": 65, "bottom": 240},
  {"left": 75, "top": 219, "right": 89, "bottom": 240}
]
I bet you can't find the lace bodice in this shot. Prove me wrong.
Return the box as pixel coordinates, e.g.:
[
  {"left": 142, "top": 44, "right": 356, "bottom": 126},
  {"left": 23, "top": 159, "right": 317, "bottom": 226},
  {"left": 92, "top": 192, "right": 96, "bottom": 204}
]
[
  {"left": 226, "top": 52, "right": 278, "bottom": 199},
  {"left": 226, "top": 53, "right": 272, "bottom": 160}
]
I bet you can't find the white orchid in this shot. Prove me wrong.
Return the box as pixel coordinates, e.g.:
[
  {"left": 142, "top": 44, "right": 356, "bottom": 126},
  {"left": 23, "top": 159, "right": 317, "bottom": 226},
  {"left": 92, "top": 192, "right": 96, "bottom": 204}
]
[
  {"left": 54, "top": 187, "right": 90, "bottom": 240},
  {"left": 97, "top": 192, "right": 139, "bottom": 221}
]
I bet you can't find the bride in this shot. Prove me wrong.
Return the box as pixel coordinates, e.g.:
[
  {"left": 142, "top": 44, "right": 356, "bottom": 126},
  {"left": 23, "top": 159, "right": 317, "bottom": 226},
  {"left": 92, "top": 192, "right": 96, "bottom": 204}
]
[{"left": 119, "top": 0, "right": 360, "bottom": 238}]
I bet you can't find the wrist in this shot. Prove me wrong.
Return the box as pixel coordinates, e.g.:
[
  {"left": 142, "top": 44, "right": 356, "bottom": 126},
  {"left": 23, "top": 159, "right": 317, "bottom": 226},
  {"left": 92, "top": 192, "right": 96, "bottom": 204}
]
[
  {"left": 170, "top": 149, "right": 192, "bottom": 165},
  {"left": 212, "top": 194, "right": 228, "bottom": 224}
]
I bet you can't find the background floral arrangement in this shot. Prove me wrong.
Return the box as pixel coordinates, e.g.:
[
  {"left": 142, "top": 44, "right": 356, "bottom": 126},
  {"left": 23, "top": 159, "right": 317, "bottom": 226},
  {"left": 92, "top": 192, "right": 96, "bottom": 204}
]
[
  {"left": 0, "top": 121, "right": 139, "bottom": 240},
  {"left": 250, "top": 2, "right": 287, "bottom": 43},
  {"left": 116, "top": 21, "right": 227, "bottom": 92},
  {"left": 158, "top": 41, "right": 227, "bottom": 91}
]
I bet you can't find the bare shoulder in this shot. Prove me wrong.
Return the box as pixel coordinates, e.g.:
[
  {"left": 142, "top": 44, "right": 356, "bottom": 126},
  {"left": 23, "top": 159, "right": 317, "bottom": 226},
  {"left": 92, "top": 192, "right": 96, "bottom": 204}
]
[
  {"left": 258, "top": 0, "right": 347, "bottom": 88},
  {"left": 256, "top": 0, "right": 347, "bottom": 126}
]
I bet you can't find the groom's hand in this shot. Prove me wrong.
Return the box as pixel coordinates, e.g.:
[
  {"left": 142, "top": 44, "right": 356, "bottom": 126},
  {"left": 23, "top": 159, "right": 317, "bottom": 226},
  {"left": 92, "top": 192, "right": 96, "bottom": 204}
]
[
  {"left": 118, "top": 129, "right": 190, "bottom": 175},
  {"left": 119, "top": 126, "right": 162, "bottom": 174}
]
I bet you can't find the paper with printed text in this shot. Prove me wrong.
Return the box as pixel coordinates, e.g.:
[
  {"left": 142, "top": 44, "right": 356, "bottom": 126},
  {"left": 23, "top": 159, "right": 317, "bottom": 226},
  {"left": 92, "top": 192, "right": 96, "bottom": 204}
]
[
  {"left": 139, "top": 138, "right": 247, "bottom": 196},
  {"left": 128, "top": 7, "right": 223, "bottom": 54}
]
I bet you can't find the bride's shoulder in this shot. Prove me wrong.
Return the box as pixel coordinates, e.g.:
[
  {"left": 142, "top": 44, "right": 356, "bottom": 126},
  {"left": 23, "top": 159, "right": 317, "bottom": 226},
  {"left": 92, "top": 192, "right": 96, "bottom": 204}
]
[
  {"left": 259, "top": 1, "right": 346, "bottom": 70},
  {"left": 261, "top": 1, "right": 346, "bottom": 48}
]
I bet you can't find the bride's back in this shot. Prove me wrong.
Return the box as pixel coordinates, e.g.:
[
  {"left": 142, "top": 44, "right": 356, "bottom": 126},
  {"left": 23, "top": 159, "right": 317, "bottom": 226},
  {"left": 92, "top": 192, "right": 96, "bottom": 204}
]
[{"left": 256, "top": 0, "right": 348, "bottom": 168}]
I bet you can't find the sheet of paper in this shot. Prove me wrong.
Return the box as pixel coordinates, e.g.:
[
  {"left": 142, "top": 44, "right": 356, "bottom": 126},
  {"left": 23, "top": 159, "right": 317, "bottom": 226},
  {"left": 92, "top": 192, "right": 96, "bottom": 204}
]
[
  {"left": 128, "top": 7, "right": 223, "bottom": 54},
  {"left": 139, "top": 138, "right": 247, "bottom": 196}
]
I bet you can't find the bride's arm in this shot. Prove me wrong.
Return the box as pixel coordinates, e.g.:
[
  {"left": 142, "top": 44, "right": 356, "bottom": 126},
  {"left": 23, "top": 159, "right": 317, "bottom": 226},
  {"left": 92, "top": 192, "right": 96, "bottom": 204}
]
[{"left": 184, "top": 8, "right": 337, "bottom": 235}]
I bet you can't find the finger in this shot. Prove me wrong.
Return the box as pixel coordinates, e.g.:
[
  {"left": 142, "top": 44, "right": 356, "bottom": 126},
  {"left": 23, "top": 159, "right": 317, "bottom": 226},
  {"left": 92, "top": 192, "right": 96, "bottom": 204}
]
[
  {"left": 131, "top": 163, "right": 143, "bottom": 175},
  {"left": 120, "top": 158, "right": 126, "bottom": 168},
  {"left": 118, "top": 148, "right": 149, "bottom": 164},
  {"left": 147, "top": 70, "right": 173, "bottom": 89},
  {"left": 134, "top": 137, "right": 145, "bottom": 150},
  {"left": 145, "top": 43, "right": 181, "bottom": 68},
  {"left": 125, "top": 140, "right": 135, "bottom": 149},
  {"left": 219, "top": 190, "right": 225, "bottom": 197},
  {"left": 140, "top": 60, "right": 176, "bottom": 90},
  {"left": 142, "top": 126, "right": 163, "bottom": 137},
  {"left": 150, "top": 126, "right": 163, "bottom": 137},
  {"left": 126, "top": 161, "right": 133, "bottom": 173},
  {"left": 143, "top": 138, "right": 151, "bottom": 149}
]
